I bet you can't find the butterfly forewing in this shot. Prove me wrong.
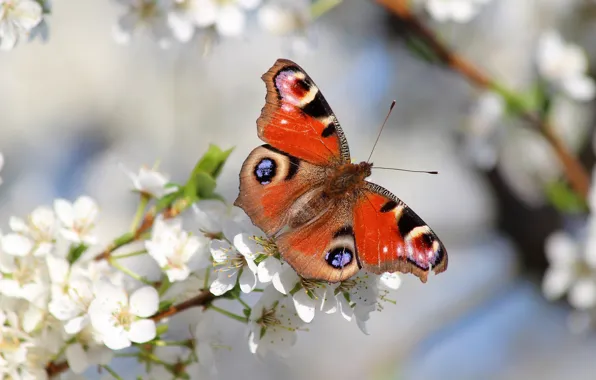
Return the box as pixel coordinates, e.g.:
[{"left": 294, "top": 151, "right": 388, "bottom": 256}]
[
  {"left": 353, "top": 183, "right": 448, "bottom": 283},
  {"left": 258, "top": 59, "right": 350, "bottom": 166}
]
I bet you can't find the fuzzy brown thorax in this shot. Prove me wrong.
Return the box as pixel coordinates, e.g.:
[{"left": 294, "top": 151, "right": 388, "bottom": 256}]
[{"left": 324, "top": 162, "right": 372, "bottom": 198}]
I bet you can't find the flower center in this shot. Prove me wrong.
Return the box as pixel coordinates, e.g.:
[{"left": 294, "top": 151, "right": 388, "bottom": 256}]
[
  {"left": 256, "top": 304, "right": 280, "bottom": 328},
  {"left": 113, "top": 305, "right": 133, "bottom": 329},
  {"left": 13, "top": 261, "right": 35, "bottom": 285}
]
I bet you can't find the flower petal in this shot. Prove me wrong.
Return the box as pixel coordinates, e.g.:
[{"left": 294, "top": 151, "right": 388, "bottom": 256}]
[
  {"left": 293, "top": 290, "right": 316, "bottom": 323},
  {"left": 128, "top": 319, "right": 156, "bottom": 343},
  {"left": 66, "top": 343, "right": 89, "bottom": 374},
  {"left": 239, "top": 267, "right": 257, "bottom": 293},
  {"left": 130, "top": 286, "right": 159, "bottom": 318},
  {"left": 2, "top": 233, "right": 33, "bottom": 256}
]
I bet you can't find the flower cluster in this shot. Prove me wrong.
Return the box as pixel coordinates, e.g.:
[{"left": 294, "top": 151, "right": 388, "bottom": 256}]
[
  {"left": 542, "top": 167, "right": 596, "bottom": 330},
  {"left": 113, "top": 0, "right": 313, "bottom": 48},
  {"left": 0, "top": 148, "right": 403, "bottom": 378}
]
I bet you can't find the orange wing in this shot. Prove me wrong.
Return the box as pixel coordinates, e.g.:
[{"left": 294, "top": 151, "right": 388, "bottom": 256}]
[
  {"left": 258, "top": 59, "right": 350, "bottom": 166},
  {"left": 353, "top": 183, "right": 448, "bottom": 283}
]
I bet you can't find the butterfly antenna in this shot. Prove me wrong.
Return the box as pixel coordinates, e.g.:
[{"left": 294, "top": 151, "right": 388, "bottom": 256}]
[
  {"left": 367, "top": 100, "right": 396, "bottom": 164},
  {"left": 372, "top": 167, "right": 438, "bottom": 175}
]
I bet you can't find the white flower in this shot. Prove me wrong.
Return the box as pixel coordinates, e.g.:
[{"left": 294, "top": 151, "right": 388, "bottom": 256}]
[
  {"left": 543, "top": 231, "right": 596, "bottom": 309},
  {"left": 113, "top": 0, "right": 174, "bottom": 48},
  {"left": 0, "top": 0, "right": 43, "bottom": 50},
  {"left": 122, "top": 165, "right": 177, "bottom": 198},
  {"left": 247, "top": 285, "right": 304, "bottom": 357},
  {"left": 335, "top": 272, "right": 379, "bottom": 334},
  {"left": 0, "top": 310, "right": 33, "bottom": 370},
  {"left": 463, "top": 91, "right": 505, "bottom": 170},
  {"left": 89, "top": 282, "right": 159, "bottom": 350},
  {"left": 209, "top": 229, "right": 260, "bottom": 296},
  {"left": 257, "top": 2, "right": 307, "bottom": 35},
  {"left": 145, "top": 217, "right": 210, "bottom": 282},
  {"left": 169, "top": 0, "right": 261, "bottom": 39},
  {"left": 0, "top": 152, "right": 3, "bottom": 185},
  {"left": 46, "top": 255, "right": 96, "bottom": 334},
  {"left": 0, "top": 255, "right": 48, "bottom": 307},
  {"left": 65, "top": 342, "right": 112, "bottom": 375},
  {"left": 193, "top": 311, "right": 217, "bottom": 376},
  {"left": 54, "top": 196, "right": 99, "bottom": 245},
  {"left": 423, "top": 0, "right": 491, "bottom": 23},
  {"left": 271, "top": 267, "right": 337, "bottom": 323},
  {"left": 537, "top": 30, "right": 595, "bottom": 101},
  {"left": 2, "top": 206, "right": 57, "bottom": 257},
  {"left": 193, "top": 200, "right": 247, "bottom": 237},
  {"left": 379, "top": 272, "right": 402, "bottom": 291}
]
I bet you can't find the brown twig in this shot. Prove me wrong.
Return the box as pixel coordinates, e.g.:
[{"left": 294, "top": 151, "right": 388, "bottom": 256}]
[
  {"left": 46, "top": 290, "right": 216, "bottom": 378},
  {"left": 376, "top": 0, "right": 591, "bottom": 200}
]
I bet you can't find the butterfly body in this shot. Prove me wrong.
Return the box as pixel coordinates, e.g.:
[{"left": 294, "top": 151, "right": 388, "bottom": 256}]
[{"left": 235, "top": 59, "right": 448, "bottom": 284}]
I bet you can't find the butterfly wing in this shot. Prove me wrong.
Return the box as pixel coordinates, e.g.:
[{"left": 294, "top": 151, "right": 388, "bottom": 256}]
[
  {"left": 236, "top": 59, "right": 350, "bottom": 236},
  {"left": 235, "top": 144, "right": 329, "bottom": 236},
  {"left": 275, "top": 199, "right": 361, "bottom": 283},
  {"left": 257, "top": 58, "right": 350, "bottom": 165},
  {"left": 353, "top": 183, "right": 448, "bottom": 283}
]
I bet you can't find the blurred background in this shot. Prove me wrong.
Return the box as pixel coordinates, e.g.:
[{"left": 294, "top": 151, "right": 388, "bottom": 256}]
[{"left": 2, "top": 0, "right": 596, "bottom": 379}]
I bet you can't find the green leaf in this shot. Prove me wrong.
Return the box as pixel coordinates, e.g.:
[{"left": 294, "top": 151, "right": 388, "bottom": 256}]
[
  {"left": 545, "top": 180, "right": 588, "bottom": 213},
  {"left": 155, "top": 324, "right": 169, "bottom": 336},
  {"left": 67, "top": 244, "right": 88, "bottom": 264},
  {"left": 193, "top": 144, "right": 234, "bottom": 179},
  {"left": 184, "top": 144, "right": 233, "bottom": 201},
  {"left": 158, "top": 299, "right": 175, "bottom": 311}
]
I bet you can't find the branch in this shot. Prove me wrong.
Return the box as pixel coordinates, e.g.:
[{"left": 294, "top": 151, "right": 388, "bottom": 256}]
[
  {"left": 46, "top": 290, "right": 216, "bottom": 378},
  {"left": 375, "top": 0, "right": 591, "bottom": 200}
]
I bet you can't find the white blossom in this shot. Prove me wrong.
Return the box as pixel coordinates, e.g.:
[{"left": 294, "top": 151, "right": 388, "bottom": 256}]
[
  {"left": 209, "top": 230, "right": 260, "bottom": 296},
  {"left": 113, "top": 0, "right": 174, "bottom": 48},
  {"left": 0, "top": 255, "right": 48, "bottom": 307},
  {"left": 423, "top": 0, "right": 491, "bottom": 23},
  {"left": 145, "top": 216, "right": 210, "bottom": 282},
  {"left": 257, "top": 2, "right": 307, "bottom": 35},
  {"left": 336, "top": 272, "right": 380, "bottom": 334},
  {"left": 2, "top": 206, "right": 57, "bottom": 257},
  {"left": 193, "top": 200, "right": 247, "bottom": 237},
  {"left": 89, "top": 282, "right": 159, "bottom": 350},
  {"left": 537, "top": 30, "right": 595, "bottom": 101},
  {"left": 122, "top": 165, "right": 177, "bottom": 199},
  {"left": 247, "top": 285, "right": 304, "bottom": 357},
  {"left": 0, "top": 0, "right": 43, "bottom": 50},
  {"left": 54, "top": 196, "right": 99, "bottom": 246},
  {"left": 543, "top": 231, "right": 596, "bottom": 309},
  {"left": 65, "top": 339, "right": 112, "bottom": 375}
]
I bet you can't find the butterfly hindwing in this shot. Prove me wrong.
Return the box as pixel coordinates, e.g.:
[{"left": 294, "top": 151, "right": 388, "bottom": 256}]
[
  {"left": 234, "top": 144, "right": 329, "bottom": 236},
  {"left": 258, "top": 59, "right": 350, "bottom": 166},
  {"left": 275, "top": 199, "right": 360, "bottom": 283},
  {"left": 353, "top": 183, "right": 448, "bottom": 283}
]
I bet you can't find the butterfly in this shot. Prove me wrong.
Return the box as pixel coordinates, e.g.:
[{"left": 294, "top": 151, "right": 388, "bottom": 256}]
[{"left": 234, "top": 59, "right": 447, "bottom": 283}]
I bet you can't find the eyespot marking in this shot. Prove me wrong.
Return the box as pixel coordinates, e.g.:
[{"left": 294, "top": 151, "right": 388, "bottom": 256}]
[
  {"left": 325, "top": 247, "right": 353, "bottom": 269},
  {"left": 254, "top": 158, "right": 276, "bottom": 185}
]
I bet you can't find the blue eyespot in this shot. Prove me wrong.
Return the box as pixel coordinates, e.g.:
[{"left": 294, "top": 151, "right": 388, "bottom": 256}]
[
  {"left": 254, "top": 158, "right": 276, "bottom": 185},
  {"left": 325, "top": 247, "right": 353, "bottom": 269}
]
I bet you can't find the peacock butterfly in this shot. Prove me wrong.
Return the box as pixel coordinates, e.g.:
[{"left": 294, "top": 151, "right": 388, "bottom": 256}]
[{"left": 234, "top": 59, "right": 447, "bottom": 283}]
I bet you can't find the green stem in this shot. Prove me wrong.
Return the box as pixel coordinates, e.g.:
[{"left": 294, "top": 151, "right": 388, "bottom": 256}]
[
  {"left": 101, "top": 365, "right": 124, "bottom": 380},
  {"left": 208, "top": 304, "right": 248, "bottom": 323},
  {"left": 112, "top": 249, "right": 148, "bottom": 260},
  {"left": 109, "top": 259, "right": 152, "bottom": 285},
  {"left": 130, "top": 194, "right": 150, "bottom": 232},
  {"left": 234, "top": 293, "right": 251, "bottom": 310},
  {"left": 157, "top": 277, "right": 172, "bottom": 297}
]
